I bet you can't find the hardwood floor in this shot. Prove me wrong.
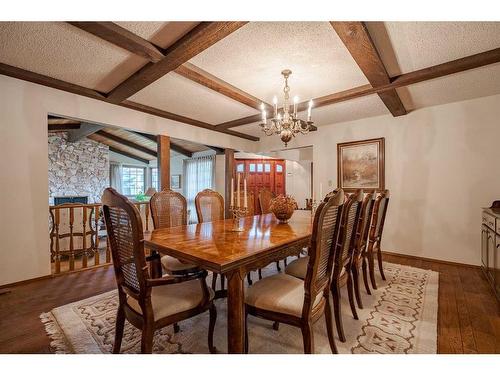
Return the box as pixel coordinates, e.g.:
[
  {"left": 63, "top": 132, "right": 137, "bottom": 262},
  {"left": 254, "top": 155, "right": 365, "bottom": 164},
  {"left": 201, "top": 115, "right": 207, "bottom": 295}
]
[{"left": 0, "top": 254, "right": 498, "bottom": 354}]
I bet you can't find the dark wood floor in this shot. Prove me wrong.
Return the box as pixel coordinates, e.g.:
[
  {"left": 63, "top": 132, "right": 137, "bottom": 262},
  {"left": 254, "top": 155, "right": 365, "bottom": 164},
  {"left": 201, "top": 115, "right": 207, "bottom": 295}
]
[{"left": 0, "top": 254, "right": 498, "bottom": 354}]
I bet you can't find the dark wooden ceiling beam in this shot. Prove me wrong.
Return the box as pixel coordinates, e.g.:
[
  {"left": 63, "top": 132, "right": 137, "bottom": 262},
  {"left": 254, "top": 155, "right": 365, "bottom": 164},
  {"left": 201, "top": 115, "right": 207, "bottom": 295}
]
[
  {"left": 106, "top": 22, "right": 248, "bottom": 103},
  {"left": 216, "top": 47, "right": 500, "bottom": 129},
  {"left": 67, "top": 22, "right": 165, "bottom": 63},
  {"left": 48, "top": 124, "right": 81, "bottom": 132},
  {"left": 95, "top": 130, "right": 158, "bottom": 157},
  {"left": 132, "top": 131, "right": 194, "bottom": 158},
  {"left": 107, "top": 146, "right": 150, "bottom": 164},
  {"left": 48, "top": 118, "right": 81, "bottom": 125},
  {"left": 0, "top": 62, "right": 106, "bottom": 100},
  {"left": 174, "top": 62, "right": 273, "bottom": 112},
  {"left": 206, "top": 145, "right": 225, "bottom": 154},
  {"left": 330, "top": 21, "right": 406, "bottom": 117},
  {"left": 0, "top": 63, "right": 258, "bottom": 141}
]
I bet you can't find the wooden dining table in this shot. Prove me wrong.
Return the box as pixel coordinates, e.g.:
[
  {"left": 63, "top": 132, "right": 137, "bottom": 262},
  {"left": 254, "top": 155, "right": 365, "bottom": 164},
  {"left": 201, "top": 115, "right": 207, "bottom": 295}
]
[{"left": 144, "top": 210, "right": 313, "bottom": 353}]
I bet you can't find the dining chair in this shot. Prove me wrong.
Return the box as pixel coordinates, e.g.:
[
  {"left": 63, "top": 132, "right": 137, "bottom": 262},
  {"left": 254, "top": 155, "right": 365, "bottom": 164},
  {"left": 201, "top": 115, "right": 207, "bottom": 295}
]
[
  {"left": 366, "top": 190, "right": 390, "bottom": 290},
  {"left": 149, "top": 189, "right": 200, "bottom": 276},
  {"left": 102, "top": 188, "right": 217, "bottom": 354},
  {"left": 258, "top": 188, "right": 275, "bottom": 214},
  {"left": 331, "top": 189, "right": 363, "bottom": 342},
  {"left": 247, "top": 189, "right": 287, "bottom": 285},
  {"left": 244, "top": 189, "right": 345, "bottom": 354},
  {"left": 351, "top": 191, "right": 375, "bottom": 308},
  {"left": 195, "top": 189, "right": 226, "bottom": 291},
  {"left": 284, "top": 188, "right": 345, "bottom": 279}
]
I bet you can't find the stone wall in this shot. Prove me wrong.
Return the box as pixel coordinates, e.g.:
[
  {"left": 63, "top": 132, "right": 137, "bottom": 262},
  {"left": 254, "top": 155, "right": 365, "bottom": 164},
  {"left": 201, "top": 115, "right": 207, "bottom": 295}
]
[{"left": 48, "top": 133, "right": 109, "bottom": 203}]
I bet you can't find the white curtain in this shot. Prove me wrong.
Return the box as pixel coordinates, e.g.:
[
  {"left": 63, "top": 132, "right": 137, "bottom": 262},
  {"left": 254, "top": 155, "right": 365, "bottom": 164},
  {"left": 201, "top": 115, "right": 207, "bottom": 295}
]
[
  {"left": 184, "top": 155, "right": 215, "bottom": 223},
  {"left": 109, "top": 163, "right": 122, "bottom": 194}
]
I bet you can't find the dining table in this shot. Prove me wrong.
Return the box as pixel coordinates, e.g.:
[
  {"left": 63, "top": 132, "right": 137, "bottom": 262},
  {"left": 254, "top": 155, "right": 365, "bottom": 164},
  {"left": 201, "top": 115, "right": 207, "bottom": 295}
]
[{"left": 144, "top": 210, "right": 313, "bottom": 353}]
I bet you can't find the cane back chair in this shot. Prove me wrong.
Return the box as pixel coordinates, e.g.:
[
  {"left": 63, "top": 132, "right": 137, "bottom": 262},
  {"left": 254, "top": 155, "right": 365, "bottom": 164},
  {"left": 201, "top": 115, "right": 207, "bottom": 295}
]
[
  {"left": 195, "top": 189, "right": 226, "bottom": 291},
  {"left": 102, "top": 188, "right": 216, "bottom": 354},
  {"left": 351, "top": 191, "right": 375, "bottom": 309},
  {"left": 149, "top": 190, "right": 200, "bottom": 275},
  {"left": 331, "top": 189, "right": 363, "bottom": 343},
  {"left": 244, "top": 189, "right": 345, "bottom": 354},
  {"left": 366, "top": 190, "right": 390, "bottom": 290}
]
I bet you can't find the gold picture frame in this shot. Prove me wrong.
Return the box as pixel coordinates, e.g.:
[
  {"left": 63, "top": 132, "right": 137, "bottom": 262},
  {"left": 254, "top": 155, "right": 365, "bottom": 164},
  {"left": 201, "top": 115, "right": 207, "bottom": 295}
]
[{"left": 337, "top": 137, "right": 385, "bottom": 192}]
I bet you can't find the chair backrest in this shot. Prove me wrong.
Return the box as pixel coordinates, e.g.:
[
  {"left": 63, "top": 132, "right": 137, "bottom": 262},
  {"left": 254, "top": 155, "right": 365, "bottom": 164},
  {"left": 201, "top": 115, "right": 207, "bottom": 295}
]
[
  {"left": 258, "top": 188, "right": 275, "bottom": 214},
  {"left": 353, "top": 192, "right": 375, "bottom": 260},
  {"left": 334, "top": 189, "right": 363, "bottom": 271},
  {"left": 195, "top": 189, "right": 224, "bottom": 223},
  {"left": 369, "top": 189, "right": 390, "bottom": 242},
  {"left": 150, "top": 189, "right": 188, "bottom": 229},
  {"left": 302, "top": 189, "right": 344, "bottom": 316},
  {"left": 102, "top": 188, "right": 147, "bottom": 300}
]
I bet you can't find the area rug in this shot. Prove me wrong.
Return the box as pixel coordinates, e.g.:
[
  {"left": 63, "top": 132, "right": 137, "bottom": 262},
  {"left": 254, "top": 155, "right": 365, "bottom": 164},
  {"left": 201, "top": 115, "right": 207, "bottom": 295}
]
[{"left": 40, "top": 262, "right": 438, "bottom": 354}]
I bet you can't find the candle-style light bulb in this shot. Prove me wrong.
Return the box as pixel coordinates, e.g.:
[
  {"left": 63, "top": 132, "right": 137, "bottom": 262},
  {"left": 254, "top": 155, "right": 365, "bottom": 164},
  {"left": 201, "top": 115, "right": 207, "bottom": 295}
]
[
  {"left": 307, "top": 99, "right": 313, "bottom": 121},
  {"left": 293, "top": 96, "right": 299, "bottom": 117},
  {"left": 273, "top": 96, "right": 278, "bottom": 117},
  {"left": 260, "top": 102, "right": 266, "bottom": 123}
]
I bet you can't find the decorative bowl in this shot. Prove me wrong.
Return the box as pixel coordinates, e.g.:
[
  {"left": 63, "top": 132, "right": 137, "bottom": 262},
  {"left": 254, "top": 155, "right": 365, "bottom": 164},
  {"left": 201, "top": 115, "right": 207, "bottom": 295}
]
[{"left": 269, "top": 195, "right": 297, "bottom": 223}]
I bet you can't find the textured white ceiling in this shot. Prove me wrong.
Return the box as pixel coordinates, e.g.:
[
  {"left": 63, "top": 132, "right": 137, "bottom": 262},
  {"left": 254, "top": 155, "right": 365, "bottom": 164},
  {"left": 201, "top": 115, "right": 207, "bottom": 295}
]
[
  {"left": 366, "top": 22, "right": 500, "bottom": 76},
  {"left": 129, "top": 71, "right": 258, "bottom": 124},
  {"left": 1, "top": 21, "right": 500, "bottom": 136},
  {"left": 0, "top": 22, "right": 148, "bottom": 92},
  {"left": 116, "top": 22, "right": 199, "bottom": 49},
  {"left": 189, "top": 22, "right": 370, "bottom": 104},
  {"left": 399, "top": 63, "right": 500, "bottom": 110}
]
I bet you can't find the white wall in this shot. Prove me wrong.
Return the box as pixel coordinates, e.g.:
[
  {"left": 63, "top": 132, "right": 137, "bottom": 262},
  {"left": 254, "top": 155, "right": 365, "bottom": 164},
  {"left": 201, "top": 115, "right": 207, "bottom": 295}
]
[
  {"left": 285, "top": 160, "right": 312, "bottom": 209},
  {"left": 258, "top": 93, "right": 500, "bottom": 266},
  {"left": 0, "top": 75, "right": 256, "bottom": 286}
]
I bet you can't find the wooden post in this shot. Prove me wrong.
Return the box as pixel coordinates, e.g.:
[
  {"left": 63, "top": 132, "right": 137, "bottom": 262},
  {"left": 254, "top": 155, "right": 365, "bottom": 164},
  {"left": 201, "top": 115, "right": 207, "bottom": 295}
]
[
  {"left": 225, "top": 148, "right": 235, "bottom": 219},
  {"left": 157, "top": 135, "right": 170, "bottom": 191}
]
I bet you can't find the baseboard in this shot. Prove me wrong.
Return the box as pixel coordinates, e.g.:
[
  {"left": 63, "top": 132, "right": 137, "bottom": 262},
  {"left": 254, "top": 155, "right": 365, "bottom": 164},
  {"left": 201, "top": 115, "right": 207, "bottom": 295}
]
[
  {"left": 0, "top": 264, "right": 113, "bottom": 289},
  {"left": 382, "top": 251, "right": 481, "bottom": 269}
]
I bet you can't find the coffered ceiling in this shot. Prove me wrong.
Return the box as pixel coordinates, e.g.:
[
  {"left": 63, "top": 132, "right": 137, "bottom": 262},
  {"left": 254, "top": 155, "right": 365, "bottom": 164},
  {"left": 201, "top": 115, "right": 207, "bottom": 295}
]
[{"left": 2, "top": 21, "right": 500, "bottom": 143}]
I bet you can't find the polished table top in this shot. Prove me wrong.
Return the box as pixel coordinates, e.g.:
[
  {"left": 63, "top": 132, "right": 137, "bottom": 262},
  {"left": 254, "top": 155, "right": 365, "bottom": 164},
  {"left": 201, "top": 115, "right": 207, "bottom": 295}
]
[{"left": 145, "top": 211, "right": 313, "bottom": 273}]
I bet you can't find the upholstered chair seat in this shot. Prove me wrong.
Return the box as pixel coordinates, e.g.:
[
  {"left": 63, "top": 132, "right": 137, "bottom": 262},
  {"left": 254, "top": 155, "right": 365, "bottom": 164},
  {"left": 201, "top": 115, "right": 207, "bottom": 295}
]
[
  {"left": 161, "top": 255, "right": 198, "bottom": 273},
  {"left": 285, "top": 256, "right": 345, "bottom": 280},
  {"left": 245, "top": 273, "right": 323, "bottom": 317},
  {"left": 127, "top": 279, "right": 215, "bottom": 320}
]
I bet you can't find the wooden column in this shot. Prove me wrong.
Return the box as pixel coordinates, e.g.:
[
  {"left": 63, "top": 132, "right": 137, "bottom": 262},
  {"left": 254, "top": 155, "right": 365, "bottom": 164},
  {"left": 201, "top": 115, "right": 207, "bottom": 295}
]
[
  {"left": 157, "top": 135, "right": 170, "bottom": 191},
  {"left": 225, "top": 148, "right": 235, "bottom": 218}
]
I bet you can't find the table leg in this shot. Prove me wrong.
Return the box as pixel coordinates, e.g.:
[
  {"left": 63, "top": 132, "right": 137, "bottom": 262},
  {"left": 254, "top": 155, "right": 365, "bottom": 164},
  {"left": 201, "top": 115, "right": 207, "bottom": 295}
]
[{"left": 226, "top": 269, "right": 245, "bottom": 354}]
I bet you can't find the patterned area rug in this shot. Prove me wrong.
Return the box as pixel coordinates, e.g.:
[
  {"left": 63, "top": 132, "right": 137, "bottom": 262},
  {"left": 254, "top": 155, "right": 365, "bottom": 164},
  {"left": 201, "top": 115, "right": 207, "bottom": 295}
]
[{"left": 40, "top": 262, "right": 438, "bottom": 354}]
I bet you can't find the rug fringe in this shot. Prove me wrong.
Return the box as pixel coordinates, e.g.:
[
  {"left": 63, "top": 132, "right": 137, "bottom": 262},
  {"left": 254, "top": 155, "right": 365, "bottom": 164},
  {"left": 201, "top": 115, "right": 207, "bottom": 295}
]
[{"left": 40, "top": 312, "right": 71, "bottom": 354}]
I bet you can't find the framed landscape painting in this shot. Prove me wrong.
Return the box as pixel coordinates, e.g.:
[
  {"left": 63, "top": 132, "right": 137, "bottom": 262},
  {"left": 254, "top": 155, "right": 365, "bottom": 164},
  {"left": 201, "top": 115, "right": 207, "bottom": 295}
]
[{"left": 337, "top": 137, "right": 385, "bottom": 191}]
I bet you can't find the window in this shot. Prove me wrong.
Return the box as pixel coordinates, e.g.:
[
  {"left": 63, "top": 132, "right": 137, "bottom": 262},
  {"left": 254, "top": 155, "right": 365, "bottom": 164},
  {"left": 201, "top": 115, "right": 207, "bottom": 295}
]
[
  {"left": 236, "top": 163, "right": 244, "bottom": 173},
  {"left": 257, "top": 163, "right": 263, "bottom": 172},
  {"left": 249, "top": 163, "right": 256, "bottom": 172},
  {"left": 151, "top": 168, "right": 158, "bottom": 191},
  {"left": 276, "top": 164, "right": 283, "bottom": 173},
  {"left": 184, "top": 155, "right": 215, "bottom": 223},
  {"left": 264, "top": 163, "right": 271, "bottom": 173},
  {"left": 122, "top": 166, "right": 145, "bottom": 196}
]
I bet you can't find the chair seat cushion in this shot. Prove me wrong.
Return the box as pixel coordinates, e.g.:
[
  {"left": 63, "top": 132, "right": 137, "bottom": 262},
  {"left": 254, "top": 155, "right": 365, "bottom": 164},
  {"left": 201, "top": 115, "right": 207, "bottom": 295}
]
[
  {"left": 285, "top": 256, "right": 346, "bottom": 280},
  {"left": 245, "top": 273, "right": 322, "bottom": 317},
  {"left": 161, "top": 255, "right": 198, "bottom": 272},
  {"left": 127, "top": 279, "right": 214, "bottom": 320},
  {"left": 284, "top": 256, "right": 309, "bottom": 279}
]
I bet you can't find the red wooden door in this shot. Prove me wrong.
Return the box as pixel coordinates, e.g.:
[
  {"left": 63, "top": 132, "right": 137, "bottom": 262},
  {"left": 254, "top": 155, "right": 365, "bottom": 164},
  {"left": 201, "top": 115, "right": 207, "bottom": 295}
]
[{"left": 234, "top": 159, "right": 286, "bottom": 214}]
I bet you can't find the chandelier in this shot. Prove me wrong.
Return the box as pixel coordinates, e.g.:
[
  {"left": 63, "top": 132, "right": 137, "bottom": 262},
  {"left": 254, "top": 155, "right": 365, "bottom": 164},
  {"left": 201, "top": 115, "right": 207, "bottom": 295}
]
[{"left": 259, "top": 69, "right": 314, "bottom": 147}]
